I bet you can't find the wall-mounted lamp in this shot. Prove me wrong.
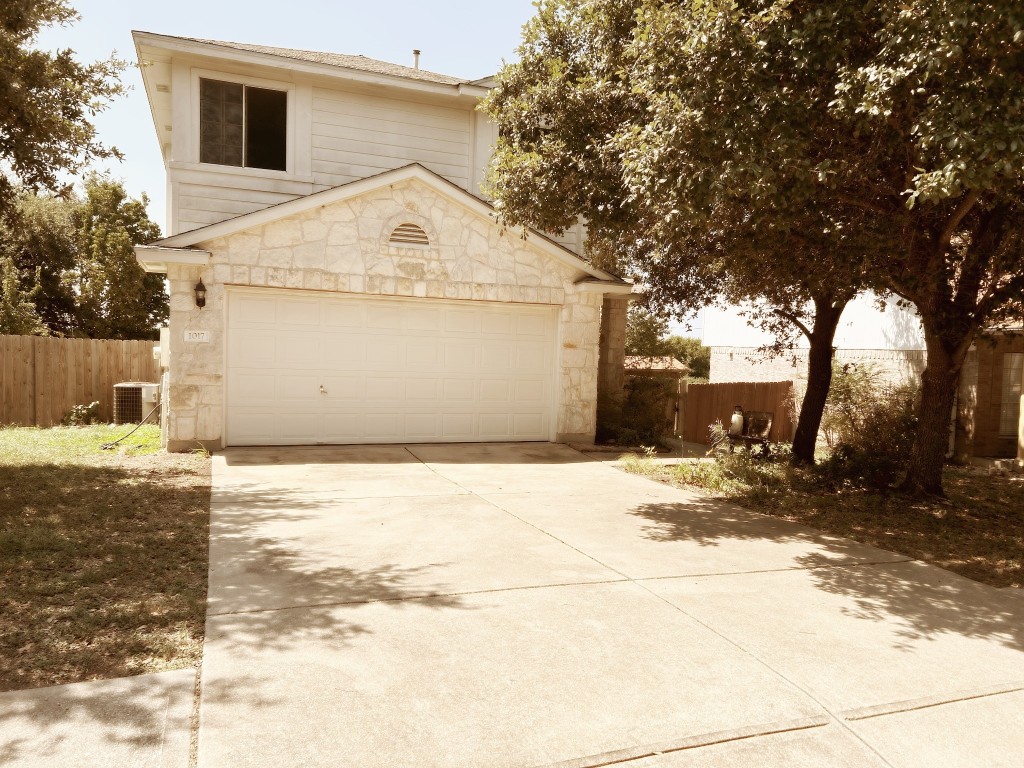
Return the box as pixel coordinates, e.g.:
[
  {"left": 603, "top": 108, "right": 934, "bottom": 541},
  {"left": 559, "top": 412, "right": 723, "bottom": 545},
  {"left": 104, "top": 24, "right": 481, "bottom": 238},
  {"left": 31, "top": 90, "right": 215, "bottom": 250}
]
[{"left": 194, "top": 279, "right": 207, "bottom": 309}]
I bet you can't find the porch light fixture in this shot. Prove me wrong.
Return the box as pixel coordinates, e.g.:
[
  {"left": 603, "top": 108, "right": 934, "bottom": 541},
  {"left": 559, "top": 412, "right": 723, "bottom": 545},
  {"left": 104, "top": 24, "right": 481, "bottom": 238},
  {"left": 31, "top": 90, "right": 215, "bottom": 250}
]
[{"left": 194, "top": 279, "right": 207, "bottom": 309}]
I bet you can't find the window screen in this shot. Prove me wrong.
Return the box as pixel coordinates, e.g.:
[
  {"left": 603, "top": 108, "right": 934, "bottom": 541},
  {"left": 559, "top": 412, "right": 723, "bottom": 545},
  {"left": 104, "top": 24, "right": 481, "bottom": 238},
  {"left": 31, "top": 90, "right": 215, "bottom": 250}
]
[
  {"left": 999, "top": 352, "right": 1023, "bottom": 436},
  {"left": 199, "top": 78, "right": 286, "bottom": 171},
  {"left": 200, "top": 79, "right": 244, "bottom": 167}
]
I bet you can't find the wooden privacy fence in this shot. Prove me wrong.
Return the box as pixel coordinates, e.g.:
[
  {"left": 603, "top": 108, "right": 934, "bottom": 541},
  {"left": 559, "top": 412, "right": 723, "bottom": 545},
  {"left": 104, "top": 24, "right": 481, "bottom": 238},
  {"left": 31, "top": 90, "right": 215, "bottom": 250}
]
[
  {"left": 681, "top": 380, "right": 795, "bottom": 444},
  {"left": 1, "top": 335, "right": 160, "bottom": 427}
]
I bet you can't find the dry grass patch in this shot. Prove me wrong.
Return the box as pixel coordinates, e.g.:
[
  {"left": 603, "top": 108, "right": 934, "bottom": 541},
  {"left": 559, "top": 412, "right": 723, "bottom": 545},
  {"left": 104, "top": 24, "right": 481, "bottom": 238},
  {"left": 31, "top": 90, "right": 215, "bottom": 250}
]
[
  {"left": 0, "top": 425, "right": 210, "bottom": 692},
  {"left": 622, "top": 453, "right": 1024, "bottom": 589}
]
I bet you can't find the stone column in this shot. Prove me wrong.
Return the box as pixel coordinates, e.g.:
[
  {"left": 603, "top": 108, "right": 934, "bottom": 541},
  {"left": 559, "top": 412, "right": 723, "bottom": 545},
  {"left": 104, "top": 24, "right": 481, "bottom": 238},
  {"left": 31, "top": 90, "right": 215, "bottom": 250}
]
[{"left": 596, "top": 294, "right": 630, "bottom": 439}]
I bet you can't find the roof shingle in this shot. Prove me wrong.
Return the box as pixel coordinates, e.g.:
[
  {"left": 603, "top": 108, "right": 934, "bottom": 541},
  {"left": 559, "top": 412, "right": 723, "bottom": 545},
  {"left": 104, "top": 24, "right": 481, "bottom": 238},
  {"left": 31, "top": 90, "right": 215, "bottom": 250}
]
[{"left": 178, "top": 36, "right": 467, "bottom": 86}]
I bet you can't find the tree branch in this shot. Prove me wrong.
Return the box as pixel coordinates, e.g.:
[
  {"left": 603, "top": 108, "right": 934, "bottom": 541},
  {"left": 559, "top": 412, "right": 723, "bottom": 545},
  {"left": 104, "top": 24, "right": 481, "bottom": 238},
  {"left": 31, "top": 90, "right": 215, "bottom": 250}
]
[
  {"left": 773, "top": 308, "right": 812, "bottom": 340},
  {"left": 938, "top": 190, "right": 980, "bottom": 251}
]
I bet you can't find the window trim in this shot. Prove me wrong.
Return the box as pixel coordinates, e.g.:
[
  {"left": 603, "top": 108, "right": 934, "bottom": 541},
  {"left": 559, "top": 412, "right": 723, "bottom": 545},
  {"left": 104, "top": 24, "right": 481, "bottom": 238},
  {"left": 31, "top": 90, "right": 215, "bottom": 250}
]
[
  {"left": 191, "top": 68, "right": 296, "bottom": 175},
  {"left": 998, "top": 352, "right": 1024, "bottom": 437}
]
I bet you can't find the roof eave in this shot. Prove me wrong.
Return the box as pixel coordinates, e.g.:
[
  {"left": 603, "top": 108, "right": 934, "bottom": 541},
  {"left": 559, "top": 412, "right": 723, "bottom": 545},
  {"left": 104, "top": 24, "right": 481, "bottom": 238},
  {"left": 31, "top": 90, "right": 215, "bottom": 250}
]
[{"left": 131, "top": 31, "right": 476, "bottom": 99}]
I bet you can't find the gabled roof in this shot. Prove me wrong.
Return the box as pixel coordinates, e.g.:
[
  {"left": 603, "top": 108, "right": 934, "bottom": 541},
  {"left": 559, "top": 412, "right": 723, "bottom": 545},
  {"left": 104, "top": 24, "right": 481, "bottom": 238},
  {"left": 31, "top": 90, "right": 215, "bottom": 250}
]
[
  {"left": 176, "top": 36, "right": 466, "bottom": 86},
  {"left": 145, "top": 164, "right": 631, "bottom": 289}
]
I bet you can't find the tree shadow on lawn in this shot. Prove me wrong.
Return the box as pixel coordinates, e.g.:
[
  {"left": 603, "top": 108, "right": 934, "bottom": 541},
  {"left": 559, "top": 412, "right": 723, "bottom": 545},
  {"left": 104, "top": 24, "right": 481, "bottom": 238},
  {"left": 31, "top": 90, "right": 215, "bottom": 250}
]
[
  {"left": 0, "top": 461, "right": 211, "bottom": 693},
  {"left": 629, "top": 498, "right": 1024, "bottom": 652}
]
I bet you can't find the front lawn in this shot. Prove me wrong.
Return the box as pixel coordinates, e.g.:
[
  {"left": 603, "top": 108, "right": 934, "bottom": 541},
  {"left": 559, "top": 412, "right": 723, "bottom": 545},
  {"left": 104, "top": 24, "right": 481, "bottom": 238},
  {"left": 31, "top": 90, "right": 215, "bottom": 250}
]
[
  {"left": 0, "top": 425, "right": 210, "bottom": 692},
  {"left": 621, "top": 453, "right": 1024, "bottom": 589}
]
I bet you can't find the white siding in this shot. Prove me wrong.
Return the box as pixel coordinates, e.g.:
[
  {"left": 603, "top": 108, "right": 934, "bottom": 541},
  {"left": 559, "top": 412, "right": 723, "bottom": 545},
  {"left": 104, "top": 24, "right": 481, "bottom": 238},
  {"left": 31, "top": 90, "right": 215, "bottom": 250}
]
[
  {"left": 173, "top": 170, "right": 313, "bottom": 235},
  {"left": 311, "top": 87, "right": 472, "bottom": 190}
]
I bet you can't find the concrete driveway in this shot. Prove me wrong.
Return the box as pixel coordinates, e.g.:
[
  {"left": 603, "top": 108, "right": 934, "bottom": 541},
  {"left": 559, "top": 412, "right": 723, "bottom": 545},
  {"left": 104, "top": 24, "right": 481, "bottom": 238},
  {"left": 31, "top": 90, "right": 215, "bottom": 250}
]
[{"left": 201, "top": 443, "right": 1024, "bottom": 768}]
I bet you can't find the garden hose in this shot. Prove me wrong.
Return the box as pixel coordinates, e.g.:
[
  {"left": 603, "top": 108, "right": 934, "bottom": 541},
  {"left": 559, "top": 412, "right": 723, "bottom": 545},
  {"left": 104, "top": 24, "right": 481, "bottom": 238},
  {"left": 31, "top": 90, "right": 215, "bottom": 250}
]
[{"left": 100, "top": 403, "right": 162, "bottom": 450}]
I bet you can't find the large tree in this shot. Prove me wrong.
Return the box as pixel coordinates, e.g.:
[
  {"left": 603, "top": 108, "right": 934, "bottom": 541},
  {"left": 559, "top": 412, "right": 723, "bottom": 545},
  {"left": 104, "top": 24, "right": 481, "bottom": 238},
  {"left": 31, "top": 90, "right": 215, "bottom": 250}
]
[
  {"left": 487, "top": 1, "right": 1024, "bottom": 493},
  {"left": 624, "top": 305, "right": 710, "bottom": 379},
  {"left": 0, "top": 177, "right": 165, "bottom": 339},
  {"left": 484, "top": 0, "right": 873, "bottom": 464},
  {"left": 0, "top": 0, "right": 124, "bottom": 221}
]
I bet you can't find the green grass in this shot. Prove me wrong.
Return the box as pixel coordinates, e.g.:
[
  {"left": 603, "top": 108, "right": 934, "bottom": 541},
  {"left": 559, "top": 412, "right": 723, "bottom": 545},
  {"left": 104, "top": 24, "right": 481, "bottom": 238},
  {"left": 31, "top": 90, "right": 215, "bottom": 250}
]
[
  {"left": 0, "top": 425, "right": 210, "bottom": 692},
  {"left": 622, "top": 452, "right": 1024, "bottom": 589},
  {"left": 0, "top": 423, "right": 163, "bottom": 463}
]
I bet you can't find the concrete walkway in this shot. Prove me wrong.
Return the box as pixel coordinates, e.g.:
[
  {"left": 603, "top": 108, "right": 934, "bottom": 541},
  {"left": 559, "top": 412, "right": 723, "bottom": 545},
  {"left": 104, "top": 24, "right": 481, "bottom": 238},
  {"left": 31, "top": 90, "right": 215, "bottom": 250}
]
[
  {"left": 0, "top": 669, "right": 195, "bottom": 768},
  {"left": 201, "top": 443, "right": 1024, "bottom": 768}
]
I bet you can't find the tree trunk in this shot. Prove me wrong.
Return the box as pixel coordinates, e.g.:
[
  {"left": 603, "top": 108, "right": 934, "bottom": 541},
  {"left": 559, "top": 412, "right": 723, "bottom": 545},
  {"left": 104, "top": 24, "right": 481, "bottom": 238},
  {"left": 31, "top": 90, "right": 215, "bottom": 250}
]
[
  {"left": 900, "top": 335, "right": 966, "bottom": 496},
  {"left": 791, "top": 299, "right": 845, "bottom": 465}
]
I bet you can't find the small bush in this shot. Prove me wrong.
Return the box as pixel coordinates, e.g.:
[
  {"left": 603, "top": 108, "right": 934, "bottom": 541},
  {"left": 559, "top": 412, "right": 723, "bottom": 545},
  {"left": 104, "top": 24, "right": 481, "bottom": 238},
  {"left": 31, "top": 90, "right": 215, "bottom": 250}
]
[
  {"left": 818, "top": 364, "right": 918, "bottom": 489},
  {"left": 62, "top": 401, "right": 101, "bottom": 426},
  {"left": 598, "top": 375, "right": 677, "bottom": 447}
]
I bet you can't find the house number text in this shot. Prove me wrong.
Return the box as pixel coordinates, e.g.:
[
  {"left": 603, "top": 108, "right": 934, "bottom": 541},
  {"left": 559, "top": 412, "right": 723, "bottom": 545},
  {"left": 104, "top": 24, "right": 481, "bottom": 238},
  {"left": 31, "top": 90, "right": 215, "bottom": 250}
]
[{"left": 184, "top": 330, "right": 210, "bottom": 343}]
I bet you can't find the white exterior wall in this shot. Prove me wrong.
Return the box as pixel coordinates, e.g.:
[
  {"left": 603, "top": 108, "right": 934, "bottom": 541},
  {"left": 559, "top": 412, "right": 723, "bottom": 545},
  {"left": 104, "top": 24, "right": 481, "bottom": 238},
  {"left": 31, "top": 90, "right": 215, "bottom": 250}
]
[
  {"left": 310, "top": 87, "right": 472, "bottom": 191},
  {"left": 163, "top": 177, "right": 603, "bottom": 451},
  {"left": 161, "top": 54, "right": 586, "bottom": 255}
]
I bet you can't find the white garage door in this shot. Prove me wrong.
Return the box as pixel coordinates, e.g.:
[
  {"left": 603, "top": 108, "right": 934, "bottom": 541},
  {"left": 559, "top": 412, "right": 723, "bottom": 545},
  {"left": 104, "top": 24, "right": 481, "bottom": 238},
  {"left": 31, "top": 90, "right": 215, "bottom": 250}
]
[{"left": 226, "top": 290, "right": 559, "bottom": 445}]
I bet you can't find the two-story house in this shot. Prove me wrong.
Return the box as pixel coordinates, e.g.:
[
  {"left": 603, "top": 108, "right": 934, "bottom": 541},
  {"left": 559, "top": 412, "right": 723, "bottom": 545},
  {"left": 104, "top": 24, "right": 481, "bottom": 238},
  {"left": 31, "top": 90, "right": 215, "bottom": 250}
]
[{"left": 132, "top": 32, "right": 631, "bottom": 451}]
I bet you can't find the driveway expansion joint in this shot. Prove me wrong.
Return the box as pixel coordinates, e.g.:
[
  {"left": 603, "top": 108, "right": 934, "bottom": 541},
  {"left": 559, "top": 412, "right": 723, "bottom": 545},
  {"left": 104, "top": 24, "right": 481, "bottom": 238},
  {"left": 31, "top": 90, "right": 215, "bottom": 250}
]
[
  {"left": 840, "top": 681, "right": 1024, "bottom": 721},
  {"left": 528, "top": 715, "right": 832, "bottom": 768}
]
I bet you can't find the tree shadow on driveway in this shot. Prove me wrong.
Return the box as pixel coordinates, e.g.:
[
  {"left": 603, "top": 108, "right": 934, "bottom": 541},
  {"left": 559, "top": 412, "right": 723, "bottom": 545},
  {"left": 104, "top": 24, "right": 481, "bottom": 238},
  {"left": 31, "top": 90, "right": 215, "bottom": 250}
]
[{"left": 629, "top": 499, "right": 1024, "bottom": 652}]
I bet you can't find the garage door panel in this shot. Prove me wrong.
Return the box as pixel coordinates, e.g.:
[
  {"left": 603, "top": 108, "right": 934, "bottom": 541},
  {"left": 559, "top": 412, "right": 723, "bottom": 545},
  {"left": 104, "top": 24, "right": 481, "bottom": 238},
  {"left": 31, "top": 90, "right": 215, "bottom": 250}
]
[
  {"left": 442, "top": 413, "right": 475, "bottom": 439},
  {"left": 444, "top": 309, "right": 480, "bottom": 335},
  {"left": 321, "top": 335, "right": 365, "bottom": 366},
  {"left": 443, "top": 379, "right": 476, "bottom": 401},
  {"left": 405, "top": 413, "right": 441, "bottom": 437},
  {"left": 227, "top": 291, "right": 557, "bottom": 446},
  {"left": 230, "top": 330, "right": 277, "bottom": 367},
  {"left": 322, "top": 302, "right": 363, "bottom": 328},
  {"left": 365, "top": 413, "right": 402, "bottom": 439},
  {"left": 481, "top": 342, "right": 514, "bottom": 372},
  {"left": 278, "top": 299, "right": 321, "bottom": 326},
  {"left": 322, "top": 376, "right": 363, "bottom": 400},
  {"left": 233, "top": 295, "right": 277, "bottom": 325},
  {"left": 278, "top": 335, "right": 320, "bottom": 368},
  {"left": 367, "top": 339, "right": 403, "bottom": 368},
  {"left": 366, "top": 377, "right": 404, "bottom": 400},
  {"left": 229, "top": 372, "right": 277, "bottom": 404},
  {"left": 278, "top": 375, "right": 322, "bottom": 401},
  {"left": 515, "top": 380, "right": 547, "bottom": 402},
  {"left": 514, "top": 413, "right": 546, "bottom": 438},
  {"left": 406, "top": 340, "right": 441, "bottom": 368},
  {"left": 406, "top": 378, "right": 440, "bottom": 400},
  {"left": 405, "top": 306, "right": 444, "bottom": 332},
  {"left": 479, "top": 380, "right": 511, "bottom": 402},
  {"left": 444, "top": 342, "right": 479, "bottom": 372}
]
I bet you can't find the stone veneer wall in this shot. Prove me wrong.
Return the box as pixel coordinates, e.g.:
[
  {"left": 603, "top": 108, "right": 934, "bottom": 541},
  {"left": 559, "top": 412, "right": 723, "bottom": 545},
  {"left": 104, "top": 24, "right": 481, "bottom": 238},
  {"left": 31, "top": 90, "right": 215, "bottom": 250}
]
[{"left": 162, "top": 178, "right": 605, "bottom": 451}]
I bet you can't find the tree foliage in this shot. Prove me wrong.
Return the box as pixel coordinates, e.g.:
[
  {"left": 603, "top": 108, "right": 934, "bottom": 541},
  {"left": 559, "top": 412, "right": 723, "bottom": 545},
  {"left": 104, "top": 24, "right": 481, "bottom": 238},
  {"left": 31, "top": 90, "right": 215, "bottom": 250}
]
[
  {"left": 0, "top": 255, "right": 46, "bottom": 335},
  {"left": 0, "top": 0, "right": 124, "bottom": 219},
  {"left": 0, "top": 176, "right": 165, "bottom": 339},
  {"left": 624, "top": 305, "right": 710, "bottom": 378},
  {"left": 487, "top": 0, "right": 1024, "bottom": 494}
]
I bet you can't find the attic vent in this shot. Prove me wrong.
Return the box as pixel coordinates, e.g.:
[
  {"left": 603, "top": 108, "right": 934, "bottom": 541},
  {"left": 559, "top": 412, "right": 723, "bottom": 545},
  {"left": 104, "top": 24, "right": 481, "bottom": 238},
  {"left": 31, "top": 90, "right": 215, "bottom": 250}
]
[{"left": 388, "top": 223, "right": 430, "bottom": 247}]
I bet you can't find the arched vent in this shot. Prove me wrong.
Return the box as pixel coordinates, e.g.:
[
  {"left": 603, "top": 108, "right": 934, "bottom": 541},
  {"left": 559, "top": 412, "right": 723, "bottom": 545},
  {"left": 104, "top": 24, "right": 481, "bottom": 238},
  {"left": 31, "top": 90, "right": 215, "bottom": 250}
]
[{"left": 388, "top": 223, "right": 430, "bottom": 246}]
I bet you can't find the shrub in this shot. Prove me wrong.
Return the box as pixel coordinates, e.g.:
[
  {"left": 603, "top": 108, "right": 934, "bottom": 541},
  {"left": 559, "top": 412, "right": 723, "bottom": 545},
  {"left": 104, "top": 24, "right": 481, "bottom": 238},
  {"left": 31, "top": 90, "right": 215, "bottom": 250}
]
[
  {"left": 819, "top": 364, "right": 919, "bottom": 489},
  {"left": 62, "top": 401, "right": 101, "bottom": 426},
  {"left": 598, "top": 375, "right": 677, "bottom": 447}
]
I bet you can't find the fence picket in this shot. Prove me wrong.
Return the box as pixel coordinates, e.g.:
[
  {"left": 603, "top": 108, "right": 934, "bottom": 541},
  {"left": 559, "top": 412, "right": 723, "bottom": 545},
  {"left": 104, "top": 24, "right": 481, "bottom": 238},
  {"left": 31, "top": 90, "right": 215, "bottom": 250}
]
[{"left": 0, "top": 335, "right": 160, "bottom": 426}]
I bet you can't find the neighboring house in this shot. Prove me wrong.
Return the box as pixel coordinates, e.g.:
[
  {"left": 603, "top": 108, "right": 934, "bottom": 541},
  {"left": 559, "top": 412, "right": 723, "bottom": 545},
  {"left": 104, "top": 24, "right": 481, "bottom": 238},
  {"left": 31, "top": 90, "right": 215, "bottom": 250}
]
[
  {"left": 955, "top": 331, "right": 1024, "bottom": 462},
  {"left": 131, "top": 32, "right": 631, "bottom": 451},
  {"left": 705, "top": 294, "right": 927, "bottom": 386}
]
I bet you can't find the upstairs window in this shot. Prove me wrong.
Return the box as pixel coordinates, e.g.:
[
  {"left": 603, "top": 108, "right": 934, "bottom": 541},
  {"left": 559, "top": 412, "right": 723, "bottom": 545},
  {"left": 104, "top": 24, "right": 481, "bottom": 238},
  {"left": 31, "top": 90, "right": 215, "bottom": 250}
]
[{"left": 200, "top": 78, "right": 287, "bottom": 172}]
